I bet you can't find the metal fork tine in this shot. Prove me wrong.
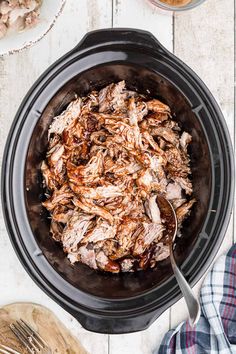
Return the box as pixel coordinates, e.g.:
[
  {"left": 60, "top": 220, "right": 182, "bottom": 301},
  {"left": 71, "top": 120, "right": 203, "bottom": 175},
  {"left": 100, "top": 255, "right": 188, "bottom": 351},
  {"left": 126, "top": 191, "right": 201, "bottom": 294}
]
[
  {"left": 14, "top": 322, "right": 37, "bottom": 350},
  {"left": 14, "top": 322, "right": 40, "bottom": 353},
  {"left": 16, "top": 321, "right": 42, "bottom": 350},
  {"left": 0, "top": 345, "right": 20, "bottom": 354},
  {"left": 10, "top": 324, "right": 35, "bottom": 354},
  {"left": 20, "top": 320, "right": 48, "bottom": 348}
]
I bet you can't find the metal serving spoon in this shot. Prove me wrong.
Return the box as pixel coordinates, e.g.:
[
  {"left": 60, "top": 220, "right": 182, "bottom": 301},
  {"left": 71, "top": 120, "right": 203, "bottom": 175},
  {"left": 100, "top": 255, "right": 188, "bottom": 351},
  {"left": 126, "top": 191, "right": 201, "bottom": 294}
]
[{"left": 156, "top": 195, "right": 201, "bottom": 327}]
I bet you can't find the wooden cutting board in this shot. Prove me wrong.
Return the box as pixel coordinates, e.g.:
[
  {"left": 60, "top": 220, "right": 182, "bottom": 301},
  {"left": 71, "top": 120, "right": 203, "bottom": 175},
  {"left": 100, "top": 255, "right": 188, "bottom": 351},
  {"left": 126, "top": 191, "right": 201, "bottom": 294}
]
[{"left": 0, "top": 303, "right": 88, "bottom": 354}]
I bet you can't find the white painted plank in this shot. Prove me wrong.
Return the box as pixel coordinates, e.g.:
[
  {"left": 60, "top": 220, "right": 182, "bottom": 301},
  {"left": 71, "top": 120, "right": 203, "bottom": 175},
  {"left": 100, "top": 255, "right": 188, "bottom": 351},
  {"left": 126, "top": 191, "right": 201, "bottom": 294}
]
[
  {"left": 174, "top": 0, "right": 234, "bottom": 145},
  {"left": 109, "top": 2, "right": 173, "bottom": 354},
  {"left": 0, "top": 1, "right": 112, "bottom": 353},
  {"left": 170, "top": 0, "right": 235, "bottom": 329},
  {"left": 112, "top": 0, "right": 173, "bottom": 51}
]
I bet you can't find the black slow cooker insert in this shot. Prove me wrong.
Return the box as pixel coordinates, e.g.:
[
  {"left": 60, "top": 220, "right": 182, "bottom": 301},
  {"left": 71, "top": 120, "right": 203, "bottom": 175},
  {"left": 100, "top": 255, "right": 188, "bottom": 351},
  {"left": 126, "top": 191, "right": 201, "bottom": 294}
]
[{"left": 2, "top": 29, "right": 234, "bottom": 334}]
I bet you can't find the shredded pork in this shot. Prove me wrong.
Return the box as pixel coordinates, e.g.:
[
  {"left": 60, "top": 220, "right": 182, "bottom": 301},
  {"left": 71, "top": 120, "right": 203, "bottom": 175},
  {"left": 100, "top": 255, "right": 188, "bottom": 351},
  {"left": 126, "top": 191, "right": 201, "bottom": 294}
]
[
  {"left": 42, "top": 81, "right": 195, "bottom": 273},
  {"left": 0, "top": 0, "right": 42, "bottom": 39}
]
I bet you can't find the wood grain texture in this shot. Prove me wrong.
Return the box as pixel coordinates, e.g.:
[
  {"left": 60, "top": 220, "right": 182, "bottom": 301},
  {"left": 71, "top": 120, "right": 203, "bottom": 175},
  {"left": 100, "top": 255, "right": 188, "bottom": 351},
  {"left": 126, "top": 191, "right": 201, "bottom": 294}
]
[
  {"left": 171, "top": 0, "right": 235, "bottom": 327},
  {"left": 0, "top": 303, "right": 88, "bottom": 354}
]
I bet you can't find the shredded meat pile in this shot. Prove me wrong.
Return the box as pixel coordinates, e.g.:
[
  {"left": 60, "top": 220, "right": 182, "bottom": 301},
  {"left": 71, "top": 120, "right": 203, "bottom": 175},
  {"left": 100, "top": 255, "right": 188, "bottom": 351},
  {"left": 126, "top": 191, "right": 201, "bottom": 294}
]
[
  {"left": 42, "top": 81, "right": 195, "bottom": 273},
  {"left": 0, "top": 0, "right": 42, "bottom": 39}
]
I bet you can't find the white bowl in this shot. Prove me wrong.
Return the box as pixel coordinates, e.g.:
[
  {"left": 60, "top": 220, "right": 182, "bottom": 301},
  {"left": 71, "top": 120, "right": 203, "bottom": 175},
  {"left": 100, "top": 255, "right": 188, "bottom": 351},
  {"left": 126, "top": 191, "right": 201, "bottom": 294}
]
[{"left": 0, "top": 0, "right": 66, "bottom": 56}]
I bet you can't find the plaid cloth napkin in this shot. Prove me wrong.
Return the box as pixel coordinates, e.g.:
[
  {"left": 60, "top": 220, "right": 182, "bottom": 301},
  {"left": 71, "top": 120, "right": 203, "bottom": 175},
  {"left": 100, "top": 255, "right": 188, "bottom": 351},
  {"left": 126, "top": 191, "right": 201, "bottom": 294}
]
[{"left": 158, "top": 244, "right": 236, "bottom": 354}]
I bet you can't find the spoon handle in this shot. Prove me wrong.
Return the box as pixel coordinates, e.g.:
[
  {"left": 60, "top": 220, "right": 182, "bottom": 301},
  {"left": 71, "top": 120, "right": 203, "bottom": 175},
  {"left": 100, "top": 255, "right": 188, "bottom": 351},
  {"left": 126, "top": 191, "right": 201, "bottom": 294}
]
[{"left": 170, "top": 249, "right": 201, "bottom": 326}]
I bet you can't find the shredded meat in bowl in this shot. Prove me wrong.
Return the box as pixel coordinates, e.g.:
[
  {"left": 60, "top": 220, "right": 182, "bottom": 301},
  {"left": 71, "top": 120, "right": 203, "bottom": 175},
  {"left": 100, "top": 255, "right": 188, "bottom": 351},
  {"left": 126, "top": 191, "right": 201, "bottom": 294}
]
[
  {"left": 0, "top": 0, "right": 42, "bottom": 39},
  {"left": 41, "top": 81, "right": 196, "bottom": 273}
]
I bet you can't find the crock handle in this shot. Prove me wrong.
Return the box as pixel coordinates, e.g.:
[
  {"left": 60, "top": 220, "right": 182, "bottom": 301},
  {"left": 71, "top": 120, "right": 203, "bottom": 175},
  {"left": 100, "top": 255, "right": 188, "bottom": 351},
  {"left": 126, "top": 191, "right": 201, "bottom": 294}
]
[
  {"left": 71, "top": 308, "right": 164, "bottom": 334},
  {"left": 74, "top": 28, "right": 168, "bottom": 55}
]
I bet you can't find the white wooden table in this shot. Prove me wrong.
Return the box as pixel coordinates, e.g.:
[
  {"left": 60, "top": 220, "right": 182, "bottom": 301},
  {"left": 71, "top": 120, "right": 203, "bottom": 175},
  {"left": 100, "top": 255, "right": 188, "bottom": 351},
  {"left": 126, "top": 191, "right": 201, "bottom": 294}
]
[{"left": 0, "top": 1, "right": 234, "bottom": 353}]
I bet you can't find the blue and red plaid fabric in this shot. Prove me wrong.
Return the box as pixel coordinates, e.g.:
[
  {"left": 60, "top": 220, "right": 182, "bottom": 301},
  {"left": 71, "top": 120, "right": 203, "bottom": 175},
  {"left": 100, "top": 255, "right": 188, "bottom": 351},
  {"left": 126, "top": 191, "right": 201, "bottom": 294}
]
[{"left": 158, "top": 244, "right": 236, "bottom": 354}]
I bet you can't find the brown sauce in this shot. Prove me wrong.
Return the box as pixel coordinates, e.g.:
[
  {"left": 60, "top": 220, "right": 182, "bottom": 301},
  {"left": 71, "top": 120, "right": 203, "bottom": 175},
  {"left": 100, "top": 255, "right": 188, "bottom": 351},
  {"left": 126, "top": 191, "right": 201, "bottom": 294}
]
[{"left": 159, "top": 0, "right": 192, "bottom": 6}]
